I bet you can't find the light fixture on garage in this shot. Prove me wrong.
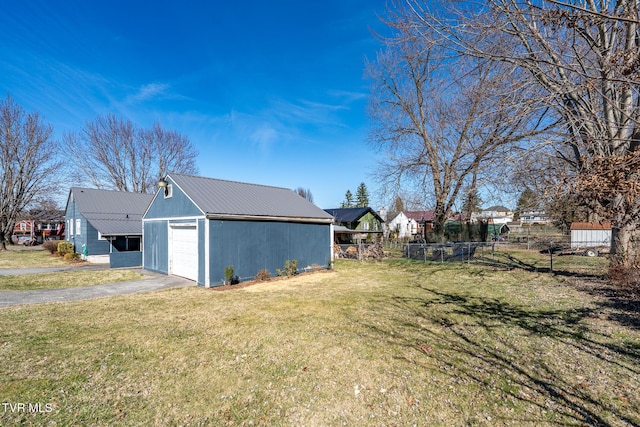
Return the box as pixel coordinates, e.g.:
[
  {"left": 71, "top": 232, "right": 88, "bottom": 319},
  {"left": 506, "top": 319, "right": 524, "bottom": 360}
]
[{"left": 158, "top": 178, "right": 169, "bottom": 197}]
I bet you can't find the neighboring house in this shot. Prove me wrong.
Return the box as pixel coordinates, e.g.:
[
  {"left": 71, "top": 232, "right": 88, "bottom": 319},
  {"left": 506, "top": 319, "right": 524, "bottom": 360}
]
[
  {"left": 12, "top": 213, "right": 65, "bottom": 244},
  {"left": 65, "top": 187, "right": 154, "bottom": 267},
  {"left": 143, "top": 173, "right": 334, "bottom": 287},
  {"left": 384, "top": 210, "right": 414, "bottom": 239},
  {"left": 519, "top": 210, "right": 551, "bottom": 224},
  {"left": 570, "top": 222, "right": 612, "bottom": 248},
  {"left": 472, "top": 205, "right": 514, "bottom": 223},
  {"left": 323, "top": 207, "right": 384, "bottom": 243},
  {"left": 404, "top": 211, "right": 435, "bottom": 238}
]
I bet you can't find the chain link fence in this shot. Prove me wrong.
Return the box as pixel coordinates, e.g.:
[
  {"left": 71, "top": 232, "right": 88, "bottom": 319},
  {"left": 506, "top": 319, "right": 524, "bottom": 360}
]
[{"left": 381, "top": 240, "right": 610, "bottom": 276}]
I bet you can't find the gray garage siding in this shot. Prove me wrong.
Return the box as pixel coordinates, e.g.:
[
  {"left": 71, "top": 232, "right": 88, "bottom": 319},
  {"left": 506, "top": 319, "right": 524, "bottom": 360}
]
[
  {"left": 209, "top": 220, "right": 330, "bottom": 286},
  {"left": 144, "top": 185, "right": 202, "bottom": 219},
  {"left": 143, "top": 221, "right": 168, "bottom": 274}
]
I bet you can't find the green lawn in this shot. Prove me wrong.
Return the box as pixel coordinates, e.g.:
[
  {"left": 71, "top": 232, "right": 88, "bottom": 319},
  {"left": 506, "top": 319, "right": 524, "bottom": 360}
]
[
  {"left": 0, "top": 247, "right": 69, "bottom": 268},
  {"left": 0, "top": 257, "right": 637, "bottom": 426},
  {"left": 0, "top": 270, "right": 145, "bottom": 290}
]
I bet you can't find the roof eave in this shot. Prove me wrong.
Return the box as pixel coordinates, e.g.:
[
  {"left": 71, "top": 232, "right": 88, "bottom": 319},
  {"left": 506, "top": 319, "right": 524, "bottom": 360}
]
[{"left": 206, "top": 213, "right": 333, "bottom": 224}]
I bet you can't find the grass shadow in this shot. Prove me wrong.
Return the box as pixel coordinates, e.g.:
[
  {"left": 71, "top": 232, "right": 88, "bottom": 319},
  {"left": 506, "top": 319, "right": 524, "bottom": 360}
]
[{"left": 357, "top": 280, "right": 639, "bottom": 426}]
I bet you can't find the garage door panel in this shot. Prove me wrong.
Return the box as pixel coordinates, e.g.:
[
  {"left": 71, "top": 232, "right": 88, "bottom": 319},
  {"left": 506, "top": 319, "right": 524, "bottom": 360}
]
[{"left": 170, "top": 226, "right": 198, "bottom": 281}]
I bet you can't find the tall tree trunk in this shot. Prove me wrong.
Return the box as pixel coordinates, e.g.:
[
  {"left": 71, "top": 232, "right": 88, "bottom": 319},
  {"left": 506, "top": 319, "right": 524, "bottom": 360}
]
[
  {"left": 433, "top": 204, "right": 447, "bottom": 243},
  {"left": 0, "top": 230, "right": 8, "bottom": 250},
  {"left": 610, "top": 221, "right": 639, "bottom": 269}
]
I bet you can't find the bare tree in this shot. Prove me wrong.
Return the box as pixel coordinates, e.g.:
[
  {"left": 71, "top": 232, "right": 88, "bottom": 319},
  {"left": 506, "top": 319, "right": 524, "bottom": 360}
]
[
  {"left": 142, "top": 123, "right": 198, "bottom": 189},
  {"left": 0, "top": 95, "right": 61, "bottom": 249},
  {"left": 65, "top": 115, "right": 198, "bottom": 193},
  {"left": 406, "top": 0, "right": 640, "bottom": 271},
  {"left": 295, "top": 187, "right": 314, "bottom": 203},
  {"left": 367, "top": 11, "right": 549, "bottom": 239}
]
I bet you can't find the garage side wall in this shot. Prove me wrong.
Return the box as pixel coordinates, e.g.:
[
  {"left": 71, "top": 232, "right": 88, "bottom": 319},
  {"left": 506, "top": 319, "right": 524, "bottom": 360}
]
[
  {"left": 208, "top": 220, "right": 330, "bottom": 286},
  {"left": 143, "top": 221, "right": 168, "bottom": 274}
]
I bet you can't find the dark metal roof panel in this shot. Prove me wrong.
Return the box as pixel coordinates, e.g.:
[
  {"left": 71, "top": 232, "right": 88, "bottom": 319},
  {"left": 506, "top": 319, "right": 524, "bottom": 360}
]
[
  {"left": 323, "top": 207, "right": 384, "bottom": 223},
  {"left": 168, "top": 174, "right": 334, "bottom": 221},
  {"left": 70, "top": 188, "right": 154, "bottom": 236}
]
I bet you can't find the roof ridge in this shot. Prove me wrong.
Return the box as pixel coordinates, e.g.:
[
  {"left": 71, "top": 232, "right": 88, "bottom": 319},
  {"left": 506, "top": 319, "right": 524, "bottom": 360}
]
[
  {"left": 71, "top": 187, "right": 154, "bottom": 196},
  {"left": 168, "top": 173, "right": 293, "bottom": 192}
]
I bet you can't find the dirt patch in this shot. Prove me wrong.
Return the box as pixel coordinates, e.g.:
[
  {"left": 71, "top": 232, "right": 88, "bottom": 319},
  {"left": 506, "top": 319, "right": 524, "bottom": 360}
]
[{"left": 208, "top": 269, "right": 335, "bottom": 292}]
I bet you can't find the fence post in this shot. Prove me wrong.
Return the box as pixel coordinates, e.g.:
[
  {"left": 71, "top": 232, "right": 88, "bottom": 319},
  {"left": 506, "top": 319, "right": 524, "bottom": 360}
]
[
  {"left": 549, "top": 241, "right": 553, "bottom": 273},
  {"left": 468, "top": 242, "right": 471, "bottom": 266}
]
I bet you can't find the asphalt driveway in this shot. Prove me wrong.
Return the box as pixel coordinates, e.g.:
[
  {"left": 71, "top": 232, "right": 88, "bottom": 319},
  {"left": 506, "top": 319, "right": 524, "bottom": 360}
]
[{"left": 0, "top": 267, "right": 194, "bottom": 307}]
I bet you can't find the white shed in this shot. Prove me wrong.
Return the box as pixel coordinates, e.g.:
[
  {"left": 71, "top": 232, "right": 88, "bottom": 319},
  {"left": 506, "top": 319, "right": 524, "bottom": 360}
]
[{"left": 570, "top": 222, "right": 611, "bottom": 248}]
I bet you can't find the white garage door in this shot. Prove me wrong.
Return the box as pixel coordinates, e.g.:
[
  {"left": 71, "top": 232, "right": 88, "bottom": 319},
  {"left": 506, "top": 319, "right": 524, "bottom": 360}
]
[{"left": 170, "top": 225, "right": 198, "bottom": 281}]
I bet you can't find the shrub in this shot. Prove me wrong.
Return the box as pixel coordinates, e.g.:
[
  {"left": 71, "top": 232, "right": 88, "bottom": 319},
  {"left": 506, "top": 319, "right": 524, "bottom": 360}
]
[
  {"left": 254, "top": 269, "right": 271, "bottom": 282},
  {"left": 64, "top": 252, "right": 81, "bottom": 261},
  {"left": 43, "top": 240, "right": 59, "bottom": 254},
  {"left": 224, "top": 265, "right": 234, "bottom": 281},
  {"left": 276, "top": 259, "right": 298, "bottom": 277},
  {"left": 609, "top": 264, "right": 640, "bottom": 292},
  {"left": 57, "top": 241, "right": 73, "bottom": 256}
]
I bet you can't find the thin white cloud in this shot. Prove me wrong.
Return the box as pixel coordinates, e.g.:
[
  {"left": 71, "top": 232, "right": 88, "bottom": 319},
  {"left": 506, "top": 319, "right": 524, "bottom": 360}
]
[
  {"left": 250, "top": 123, "right": 279, "bottom": 153},
  {"left": 327, "top": 89, "right": 368, "bottom": 103},
  {"left": 268, "top": 98, "right": 348, "bottom": 127},
  {"left": 125, "top": 82, "right": 170, "bottom": 104}
]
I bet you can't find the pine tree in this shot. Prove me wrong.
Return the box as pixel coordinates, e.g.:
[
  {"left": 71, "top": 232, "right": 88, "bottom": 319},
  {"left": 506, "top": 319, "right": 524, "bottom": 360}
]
[
  {"left": 514, "top": 188, "right": 538, "bottom": 220},
  {"left": 356, "top": 182, "right": 369, "bottom": 208},
  {"left": 392, "top": 195, "right": 404, "bottom": 212},
  {"left": 461, "top": 188, "right": 482, "bottom": 218},
  {"left": 341, "top": 190, "right": 354, "bottom": 208}
]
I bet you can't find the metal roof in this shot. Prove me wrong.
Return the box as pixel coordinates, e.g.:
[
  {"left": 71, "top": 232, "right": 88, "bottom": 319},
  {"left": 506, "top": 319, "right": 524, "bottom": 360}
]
[
  {"left": 323, "top": 207, "right": 384, "bottom": 224},
  {"left": 404, "top": 210, "right": 435, "bottom": 222},
  {"left": 167, "top": 174, "right": 334, "bottom": 222},
  {"left": 570, "top": 222, "right": 612, "bottom": 231},
  {"left": 69, "top": 187, "right": 154, "bottom": 236}
]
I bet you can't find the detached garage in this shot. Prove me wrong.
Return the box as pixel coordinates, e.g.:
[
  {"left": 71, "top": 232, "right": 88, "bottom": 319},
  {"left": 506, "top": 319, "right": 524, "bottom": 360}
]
[{"left": 142, "top": 173, "right": 334, "bottom": 287}]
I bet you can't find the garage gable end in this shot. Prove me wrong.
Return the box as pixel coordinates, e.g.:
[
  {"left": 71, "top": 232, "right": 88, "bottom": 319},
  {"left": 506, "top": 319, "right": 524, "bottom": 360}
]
[{"left": 144, "top": 178, "right": 204, "bottom": 219}]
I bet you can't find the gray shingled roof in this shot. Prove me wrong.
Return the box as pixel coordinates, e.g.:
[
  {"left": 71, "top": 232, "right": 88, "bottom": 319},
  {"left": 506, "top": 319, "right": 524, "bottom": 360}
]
[
  {"left": 168, "top": 174, "right": 334, "bottom": 221},
  {"left": 70, "top": 187, "right": 154, "bottom": 236}
]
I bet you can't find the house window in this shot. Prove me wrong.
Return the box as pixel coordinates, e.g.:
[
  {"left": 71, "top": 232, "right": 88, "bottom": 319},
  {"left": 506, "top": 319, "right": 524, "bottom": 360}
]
[
  {"left": 164, "top": 184, "right": 173, "bottom": 199},
  {"left": 362, "top": 222, "right": 369, "bottom": 231},
  {"left": 76, "top": 219, "right": 81, "bottom": 236},
  {"left": 68, "top": 219, "right": 73, "bottom": 237}
]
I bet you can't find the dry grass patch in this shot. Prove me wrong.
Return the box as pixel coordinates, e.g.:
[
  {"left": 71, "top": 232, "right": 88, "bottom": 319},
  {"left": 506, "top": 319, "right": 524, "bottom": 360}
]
[
  {"left": 0, "top": 259, "right": 637, "bottom": 426},
  {"left": 0, "top": 270, "right": 145, "bottom": 290},
  {"left": 0, "top": 247, "right": 68, "bottom": 269}
]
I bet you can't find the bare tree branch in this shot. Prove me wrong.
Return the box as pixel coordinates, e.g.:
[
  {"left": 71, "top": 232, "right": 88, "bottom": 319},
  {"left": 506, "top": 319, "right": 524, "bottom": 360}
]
[
  {"left": 0, "top": 95, "right": 62, "bottom": 249},
  {"left": 65, "top": 116, "right": 198, "bottom": 193}
]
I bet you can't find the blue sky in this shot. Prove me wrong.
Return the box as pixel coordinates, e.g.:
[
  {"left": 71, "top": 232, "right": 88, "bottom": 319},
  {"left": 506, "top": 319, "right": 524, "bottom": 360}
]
[{"left": 0, "top": 1, "right": 389, "bottom": 209}]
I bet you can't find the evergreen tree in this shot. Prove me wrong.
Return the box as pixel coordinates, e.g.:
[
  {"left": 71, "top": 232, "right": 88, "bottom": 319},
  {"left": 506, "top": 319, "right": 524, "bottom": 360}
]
[
  {"left": 514, "top": 188, "right": 539, "bottom": 220},
  {"left": 356, "top": 182, "right": 369, "bottom": 208},
  {"left": 461, "top": 188, "right": 482, "bottom": 218},
  {"left": 340, "top": 190, "right": 354, "bottom": 208},
  {"left": 392, "top": 195, "right": 404, "bottom": 212}
]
